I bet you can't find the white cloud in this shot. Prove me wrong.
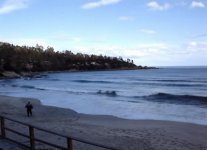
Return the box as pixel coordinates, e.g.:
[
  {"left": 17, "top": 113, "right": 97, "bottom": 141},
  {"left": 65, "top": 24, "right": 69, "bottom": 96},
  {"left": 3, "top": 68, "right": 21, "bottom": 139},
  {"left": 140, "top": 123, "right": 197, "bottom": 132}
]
[
  {"left": 190, "top": 1, "right": 205, "bottom": 8},
  {"left": 118, "top": 16, "right": 134, "bottom": 21},
  {"left": 187, "top": 41, "right": 207, "bottom": 52},
  {"left": 147, "top": 1, "right": 171, "bottom": 11},
  {"left": 140, "top": 29, "right": 157, "bottom": 35},
  {"left": 81, "top": 0, "right": 121, "bottom": 9},
  {"left": 71, "top": 43, "right": 170, "bottom": 60},
  {"left": 72, "top": 45, "right": 148, "bottom": 58},
  {"left": 70, "top": 41, "right": 207, "bottom": 66},
  {"left": 0, "top": 0, "right": 30, "bottom": 15}
]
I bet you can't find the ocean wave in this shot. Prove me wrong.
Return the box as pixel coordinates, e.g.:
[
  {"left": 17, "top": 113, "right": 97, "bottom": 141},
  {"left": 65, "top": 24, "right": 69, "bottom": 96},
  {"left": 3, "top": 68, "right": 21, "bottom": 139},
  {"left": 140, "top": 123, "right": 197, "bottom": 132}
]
[
  {"left": 19, "top": 85, "right": 47, "bottom": 91},
  {"left": 133, "top": 79, "right": 194, "bottom": 82},
  {"left": 72, "top": 80, "right": 115, "bottom": 84},
  {"left": 138, "top": 93, "right": 207, "bottom": 106},
  {"left": 46, "top": 78, "right": 61, "bottom": 81},
  {"left": 9, "top": 84, "right": 207, "bottom": 106},
  {"left": 12, "top": 84, "right": 60, "bottom": 91},
  {"left": 97, "top": 90, "right": 117, "bottom": 96},
  {"left": 154, "top": 79, "right": 207, "bottom": 83},
  {"left": 163, "top": 83, "right": 205, "bottom": 87},
  {"left": 132, "top": 82, "right": 206, "bottom": 87},
  {"left": 16, "top": 84, "right": 89, "bottom": 94},
  {"left": 155, "top": 79, "right": 193, "bottom": 82},
  {"left": 20, "top": 85, "right": 36, "bottom": 89},
  {"left": 11, "top": 84, "right": 18, "bottom": 87}
]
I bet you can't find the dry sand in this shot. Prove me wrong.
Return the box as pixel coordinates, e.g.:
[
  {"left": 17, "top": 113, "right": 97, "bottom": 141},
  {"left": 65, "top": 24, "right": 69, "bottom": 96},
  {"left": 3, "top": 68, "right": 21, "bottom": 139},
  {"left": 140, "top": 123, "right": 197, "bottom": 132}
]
[{"left": 0, "top": 95, "right": 207, "bottom": 150}]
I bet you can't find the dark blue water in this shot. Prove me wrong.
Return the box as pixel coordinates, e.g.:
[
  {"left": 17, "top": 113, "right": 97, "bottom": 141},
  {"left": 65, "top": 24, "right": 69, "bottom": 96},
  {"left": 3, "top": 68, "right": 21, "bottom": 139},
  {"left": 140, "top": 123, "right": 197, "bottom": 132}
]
[{"left": 1, "top": 67, "right": 207, "bottom": 125}]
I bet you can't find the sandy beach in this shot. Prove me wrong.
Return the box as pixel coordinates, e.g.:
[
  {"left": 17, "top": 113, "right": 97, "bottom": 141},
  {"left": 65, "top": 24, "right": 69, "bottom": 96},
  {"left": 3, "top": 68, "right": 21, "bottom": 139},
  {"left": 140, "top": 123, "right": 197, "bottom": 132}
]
[{"left": 0, "top": 95, "right": 207, "bottom": 150}]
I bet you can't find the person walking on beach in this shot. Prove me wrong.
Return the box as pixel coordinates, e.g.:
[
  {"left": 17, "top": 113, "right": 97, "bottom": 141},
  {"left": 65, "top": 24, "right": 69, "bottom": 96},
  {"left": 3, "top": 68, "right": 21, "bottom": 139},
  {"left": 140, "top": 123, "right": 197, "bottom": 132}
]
[{"left": 25, "top": 101, "right": 33, "bottom": 117}]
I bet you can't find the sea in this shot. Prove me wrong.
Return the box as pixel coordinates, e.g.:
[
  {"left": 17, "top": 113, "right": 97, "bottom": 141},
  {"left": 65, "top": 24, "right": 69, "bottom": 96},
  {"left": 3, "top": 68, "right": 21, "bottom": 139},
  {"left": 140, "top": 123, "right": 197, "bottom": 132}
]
[{"left": 1, "top": 67, "right": 207, "bottom": 125}]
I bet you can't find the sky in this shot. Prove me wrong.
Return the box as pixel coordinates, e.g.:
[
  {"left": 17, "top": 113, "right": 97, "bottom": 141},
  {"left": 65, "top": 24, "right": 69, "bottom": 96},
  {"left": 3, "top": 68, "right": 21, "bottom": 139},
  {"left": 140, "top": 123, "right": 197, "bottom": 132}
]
[{"left": 0, "top": 0, "right": 207, "bottom": 66}]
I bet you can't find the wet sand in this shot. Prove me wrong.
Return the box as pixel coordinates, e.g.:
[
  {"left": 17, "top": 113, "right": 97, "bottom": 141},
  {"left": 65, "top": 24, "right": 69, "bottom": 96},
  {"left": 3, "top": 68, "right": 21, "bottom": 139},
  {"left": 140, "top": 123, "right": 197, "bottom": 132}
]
[{"left": 0, "top": 95, "right": 207, "bottom": 150}]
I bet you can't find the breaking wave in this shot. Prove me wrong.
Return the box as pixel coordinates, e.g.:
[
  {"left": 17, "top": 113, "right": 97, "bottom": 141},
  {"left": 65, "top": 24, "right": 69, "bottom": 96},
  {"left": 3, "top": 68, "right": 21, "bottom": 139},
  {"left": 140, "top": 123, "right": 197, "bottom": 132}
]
[
  {"left": 139, "top": 93, "right": 207, "bottom": 106},
  {"left": 9, "top": 84, "right": 207, "bottom": 106}
]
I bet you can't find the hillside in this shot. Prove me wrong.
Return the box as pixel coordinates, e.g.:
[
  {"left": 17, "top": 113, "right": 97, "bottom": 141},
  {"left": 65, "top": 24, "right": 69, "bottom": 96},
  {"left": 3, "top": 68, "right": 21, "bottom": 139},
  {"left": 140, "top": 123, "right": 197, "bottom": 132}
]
[{"left": 0, "top": 42, "right": 153, "bottom": 78}]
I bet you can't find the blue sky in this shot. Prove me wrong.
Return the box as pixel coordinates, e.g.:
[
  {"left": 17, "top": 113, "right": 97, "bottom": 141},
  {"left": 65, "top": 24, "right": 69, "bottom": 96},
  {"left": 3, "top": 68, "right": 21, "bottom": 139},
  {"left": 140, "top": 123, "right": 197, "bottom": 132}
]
[{"left": 0, "top": 0, "right": 207, "bottom": 66}]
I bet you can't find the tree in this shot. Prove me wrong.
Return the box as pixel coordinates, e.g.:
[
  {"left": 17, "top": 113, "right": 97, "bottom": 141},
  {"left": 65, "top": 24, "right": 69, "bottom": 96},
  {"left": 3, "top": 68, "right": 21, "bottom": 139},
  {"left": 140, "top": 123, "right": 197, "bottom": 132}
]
[{"left": 0, "top": 42, "right": 138, "bottom": 73}]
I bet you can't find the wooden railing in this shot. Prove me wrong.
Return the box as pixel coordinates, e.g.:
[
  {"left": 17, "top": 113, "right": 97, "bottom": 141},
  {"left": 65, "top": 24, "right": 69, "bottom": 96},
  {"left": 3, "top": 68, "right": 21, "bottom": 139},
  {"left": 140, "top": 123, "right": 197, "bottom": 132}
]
[{"left": 0, "top": 115, "right": 120, "bottom": 150}]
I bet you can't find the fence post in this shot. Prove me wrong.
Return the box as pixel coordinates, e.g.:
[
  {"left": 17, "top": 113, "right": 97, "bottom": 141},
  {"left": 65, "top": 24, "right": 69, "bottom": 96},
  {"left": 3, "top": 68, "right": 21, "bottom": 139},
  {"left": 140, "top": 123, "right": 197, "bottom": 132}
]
[
  {"left": 67, "top": 138, "right": 73, "bottom": 150},
  {"left": 29, "top": 126, "right": 35, "bottom": 150},
  {"left": 0, "top": 117, "right": 5, "bottom": 138}
]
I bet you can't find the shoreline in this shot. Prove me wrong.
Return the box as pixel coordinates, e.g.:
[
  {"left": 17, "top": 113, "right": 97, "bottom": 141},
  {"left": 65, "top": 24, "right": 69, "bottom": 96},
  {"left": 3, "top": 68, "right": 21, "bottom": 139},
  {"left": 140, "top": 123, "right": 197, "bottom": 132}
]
[
  {"left": 0, "top": 95, "right": 207, "bottom": 150},
  {"left": 0, "top": 66, "right": 157, "bottom": 80}
]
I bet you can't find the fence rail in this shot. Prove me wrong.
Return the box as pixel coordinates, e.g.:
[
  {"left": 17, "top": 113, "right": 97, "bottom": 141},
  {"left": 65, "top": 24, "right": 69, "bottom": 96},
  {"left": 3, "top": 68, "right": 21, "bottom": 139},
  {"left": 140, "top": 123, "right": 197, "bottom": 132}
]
[{"left": 0, "top": 115, "right": 120, "bottom": 150}]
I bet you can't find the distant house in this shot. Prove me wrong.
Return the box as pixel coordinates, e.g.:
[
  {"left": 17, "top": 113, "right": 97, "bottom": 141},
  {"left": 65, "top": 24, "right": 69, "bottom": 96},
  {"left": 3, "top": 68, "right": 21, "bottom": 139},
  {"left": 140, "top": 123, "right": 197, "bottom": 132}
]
[
  {"left": 25, "top": 63, "right": 33, "bottom": 70},
  {"left": 41, "top": 61, "right": 52, "bottom": 66},
  {"left": 91, "top": 62, "right": 100, "bottom": 65}
]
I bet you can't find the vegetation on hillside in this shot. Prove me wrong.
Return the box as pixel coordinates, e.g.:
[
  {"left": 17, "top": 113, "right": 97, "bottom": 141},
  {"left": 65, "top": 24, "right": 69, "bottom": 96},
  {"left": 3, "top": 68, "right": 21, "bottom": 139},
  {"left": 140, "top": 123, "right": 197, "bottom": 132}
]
[{"left": 0, "top": 42, "right": 140, "bottom": 75}]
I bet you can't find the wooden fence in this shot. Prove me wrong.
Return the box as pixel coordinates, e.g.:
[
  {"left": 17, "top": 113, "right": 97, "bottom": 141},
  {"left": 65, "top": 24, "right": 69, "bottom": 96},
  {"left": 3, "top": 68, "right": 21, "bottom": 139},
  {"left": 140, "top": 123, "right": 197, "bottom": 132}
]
[{"left": 0, "top": 115, "right": 120, "bottom": 150}]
